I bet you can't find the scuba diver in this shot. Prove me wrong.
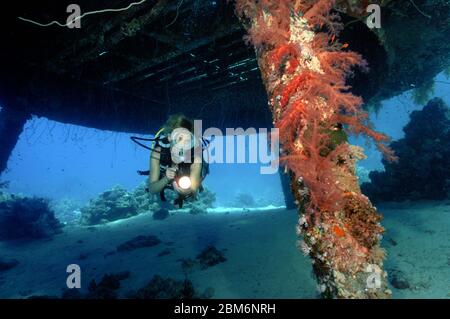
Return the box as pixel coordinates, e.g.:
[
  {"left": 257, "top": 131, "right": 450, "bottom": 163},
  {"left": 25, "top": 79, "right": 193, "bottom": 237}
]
[{"left": 131, "top": 115, "right": 209, "bottom": 208}]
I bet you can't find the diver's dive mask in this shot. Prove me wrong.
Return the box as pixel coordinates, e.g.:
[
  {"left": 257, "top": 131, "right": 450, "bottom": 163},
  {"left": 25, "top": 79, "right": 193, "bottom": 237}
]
[
  {"left": 169, "top": 128, "right": 201, "bottom": 191},
  {"left": 169, "top": 128, "right": 197, "bottom": 164}
]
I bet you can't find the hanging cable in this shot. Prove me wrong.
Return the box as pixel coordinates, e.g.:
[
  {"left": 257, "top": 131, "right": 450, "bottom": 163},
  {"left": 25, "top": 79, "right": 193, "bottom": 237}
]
[{"left": 18, "top": 0, "right": 147, "bottom": 27}]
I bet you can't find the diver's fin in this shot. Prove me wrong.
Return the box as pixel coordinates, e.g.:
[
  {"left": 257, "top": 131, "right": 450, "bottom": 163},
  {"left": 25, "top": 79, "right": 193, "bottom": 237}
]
[
  {"left": 174, "top": 195, "right": 183, "bottom": 209},
  {"left": 160, "top": 189, "right": 167, "bottom": 202}
]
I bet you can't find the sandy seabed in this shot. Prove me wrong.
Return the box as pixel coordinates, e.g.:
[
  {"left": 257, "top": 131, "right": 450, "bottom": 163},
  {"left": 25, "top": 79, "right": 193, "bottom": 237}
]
[{"left": 0, "top": 201, "right": 449, "bottom": 299}]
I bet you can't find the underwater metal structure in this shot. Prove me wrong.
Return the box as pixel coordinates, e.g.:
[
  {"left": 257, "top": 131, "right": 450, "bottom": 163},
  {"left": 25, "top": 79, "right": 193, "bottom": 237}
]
[
  {"left": 236, "top": 0, "right": 395, "bottom": 299},
  {"left": 1, "top": 0, "right": 450, "bottom": 298}
]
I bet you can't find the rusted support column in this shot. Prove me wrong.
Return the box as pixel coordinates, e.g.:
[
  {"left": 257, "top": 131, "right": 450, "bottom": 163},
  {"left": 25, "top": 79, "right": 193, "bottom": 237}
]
[
  {"left": 279, "top": 169, "right": 296, "bottom": 209},
  {"left": 235, "top": 0, "right": 392, "bottom": 298},
  {"left": 0, "top": 107, "right": 31, "bottom": 175}
]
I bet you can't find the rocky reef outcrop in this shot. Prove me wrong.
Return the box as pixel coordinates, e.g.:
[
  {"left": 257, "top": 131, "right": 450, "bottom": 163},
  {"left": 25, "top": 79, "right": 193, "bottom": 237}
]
[
  {"left": 79, "top": 185, "right": 159, "bottom": 225},
  {"left": 86, "top": 271, "right": 131, "bottom": 299},
  {"left": 196, "top": 246, "right": 227, "bottom": 270},
  {"left": 61, "top": 271, "right": 131, "bottom": 299},
  {"left": 80, "top": 183, "right": 216, "bottom": 225},
  {"left": 79, "top": 186, "right": 139, "bottom": 225},
  {"left": 129, "top": 275, "right": 213, "bottom": 299},
  {"left": 0, "top": 192, "right": 62, "bottom": 241},
  {"left": 60, "top": 271, "right": 213, "bottom": 299},
  {"left": 362, "top": 98, "right": 450, "bottom": 201},
  {"left": 178, "top": 245, "right": 227, "bottom": 274}
]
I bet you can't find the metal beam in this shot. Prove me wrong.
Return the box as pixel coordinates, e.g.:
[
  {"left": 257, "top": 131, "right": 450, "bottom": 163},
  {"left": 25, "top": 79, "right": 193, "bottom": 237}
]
[
  {"left": 48, "top": 0, "right": 174, "bottom": 75},
  {"left": 107, "top": 23, "right": 243, "bottom": 84},
  {"left": 0, "top": 108, "right": 31, "bottom": 175}
]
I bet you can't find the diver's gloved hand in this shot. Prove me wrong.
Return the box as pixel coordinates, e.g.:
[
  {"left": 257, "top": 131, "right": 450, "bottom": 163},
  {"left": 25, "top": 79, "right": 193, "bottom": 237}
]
[{"left": 165, "top": 166, "right": 177, "bottom": 181}]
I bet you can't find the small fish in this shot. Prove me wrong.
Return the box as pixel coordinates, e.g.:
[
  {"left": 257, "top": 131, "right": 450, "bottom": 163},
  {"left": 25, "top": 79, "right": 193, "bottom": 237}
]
[{"left": 342, "top": 43, "right": 349, "bottom": 49}]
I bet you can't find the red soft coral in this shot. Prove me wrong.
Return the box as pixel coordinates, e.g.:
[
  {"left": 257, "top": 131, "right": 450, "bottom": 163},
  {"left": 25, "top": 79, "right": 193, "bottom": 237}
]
[
  {"left": 235, "top": 0, "right": 394, "bottom": 213},
  {"left": 236, "top": 0, "right": 292, "bottom": 48}
]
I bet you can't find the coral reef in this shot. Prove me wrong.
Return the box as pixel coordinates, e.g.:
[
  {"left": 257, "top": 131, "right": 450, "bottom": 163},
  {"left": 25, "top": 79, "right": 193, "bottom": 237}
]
[
  {"left": 132, "top": 182, "right": 161, "bottom": 212},
  {"left": 362, "top": 98, "right": 450, "bottom": 201},
  {"left": 0, "top": 193, "right": 62, "bottom": 241},
  {"left": 235, "top": 0, "right": 393, "bottom": 298},
  {"left": 116, "top": 235, "right": 162, "bottom": 252},
  {"left": 147, "top": 181, "right": 216, "bottom": 213},
  {"left": 50, "top": 198, "right": 82, "bottom": 225},
  {"left": 80, "top": 186, "right": 143, "bottom": 225},
  {"left": 233, "top": 192, "right": 256, "bottom": 207}
]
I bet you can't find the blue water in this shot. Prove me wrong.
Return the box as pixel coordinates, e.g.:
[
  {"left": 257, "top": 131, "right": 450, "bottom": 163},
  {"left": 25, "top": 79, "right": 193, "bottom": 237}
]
[
  {"left": 1, "top": 120, "right": 285, "bottom": 207},
  {"left": 2, "top": 72, "right": 449, "bottom": 205},
  {"left": 1, "top": 72, "right": 449, "bottom": 300}
]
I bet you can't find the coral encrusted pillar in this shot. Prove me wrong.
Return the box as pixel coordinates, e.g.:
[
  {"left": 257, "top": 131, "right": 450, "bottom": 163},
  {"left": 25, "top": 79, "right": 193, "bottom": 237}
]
[{"left": 235, "top": 0, "right": 392, "bottom": 298}]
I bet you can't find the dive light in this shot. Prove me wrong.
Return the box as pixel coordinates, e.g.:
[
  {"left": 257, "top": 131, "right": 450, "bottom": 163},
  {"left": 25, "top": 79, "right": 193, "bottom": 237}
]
[
  {"left": 177, "top": 175, "right": 192, "bottom": 190},
  {"left": 175, "top": 164, "right": 192, "bottom": 190}
]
